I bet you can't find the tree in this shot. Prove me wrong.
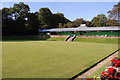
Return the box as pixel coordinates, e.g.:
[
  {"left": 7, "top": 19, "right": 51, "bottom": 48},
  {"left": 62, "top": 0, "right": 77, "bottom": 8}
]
[
  {"left": 108, "top": 2, "right": 120, "bottom": 26},
  {"left": 72, "top": 18, "right": 86, "bottom": 27},
  {"left": 91, "top": 14, "right": 107, "bottom": 27},
  {"left": 2, "top": 8, "right": 15, "bottom": 35},
  {"left": 25, "top": 13, "right": 39, "bottom": 35},
  {"left": 12, "top": 2, "right": 30, "bottom": 19},
  {"left": 64, "top": 22, "right": 73, "bottom": 28},
  {"left": 58, "top": 23, "right": 63, "bottom": 28},
  {"left": 2, "top": 2, "right": 30, "bottom": 36},
  {"left": 2, "top": 8, "right": 13, "bottom": 20},
  {"left": 85, "top": 21, "right": 91, "bottom": 27},
  {"left": 106, "top": 19, "right": 119, "bottom": 26},
  {"left": 38, "top": 8, "right": 53, "bottom": 29},
  {"left": 53, "top": 13, "right": 71, "bottom": 28},
  {"left": 38, "top": 8, "right": 71, "bottom": 29}
]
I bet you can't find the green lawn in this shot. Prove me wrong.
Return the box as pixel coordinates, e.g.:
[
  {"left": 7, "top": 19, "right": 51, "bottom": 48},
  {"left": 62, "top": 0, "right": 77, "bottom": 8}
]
[
  {"left": 48, "top": 37, "right": 119, "bottom": 44},
  {"left": 2, "top": 41, "right": 118, "bottom": 78}
]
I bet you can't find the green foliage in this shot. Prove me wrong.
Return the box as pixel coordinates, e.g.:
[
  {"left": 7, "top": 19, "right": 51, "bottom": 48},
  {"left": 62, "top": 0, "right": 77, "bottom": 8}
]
[
  {"left": 107, "top": 2, "right": 120, "bottom": 26},
  {"left": 60, "top": 18, "right": 91, "bottom": 28},
  {"left": 2, "top": 2, "right": 31, "bottom": 36},
  {"left": 2, "top": 8, "right": 12, "bottom": 20},
  {"left": 25, "top": 13, "right": 39, "bottom": 35},
  {"left": 38, "top": 8, "right": 53, "bottom": 29},
  {"left": 53, "top": 13, "right": 71, "bottom": 27},
  {"left": 85, "top": 21, "right": 92, "bottom": 27},
  {"left": 106, "top": 19, "right": 119, "bottom": 26},
  {"left": 108, "top": 2, "right": 120, "bottom": 20},
  {"left": 2, "top": 2, "right": 40, "bottom": 36},
  {"left": 58, "top": 23, "right": 63, "bottom": 28},
  {"left": 38, "top": 8, "right": 71, "bottom": 29},
  {"left": 12, "top": 2, "right": 30, "bottom": 19},
  {"left": 91, "top": 14, "right": 107, "bottom": 27},
  {"left": 64, "top": 22, "right": 73, "bottom": 28},
  {"left": 73, "top": 18, "right": 86, "bottom": 27},
  {"left": 2, "top": 4, "right": 71, "bottom": 36}
]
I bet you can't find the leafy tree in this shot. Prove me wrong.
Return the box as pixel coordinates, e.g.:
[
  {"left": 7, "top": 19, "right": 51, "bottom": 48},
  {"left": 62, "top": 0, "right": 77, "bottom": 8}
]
[
  {"left": 72, "top": 18, "right": 86, "bottom": 27},
  {"left": 63, "top": 22, "right": 73, "bottom": 28},
  {"left": 108, "top": 2, "right": 120, "bottom": 26},
  {"left": 85, "top": 21, "right": 91, "bottom": 27},
  {"left": 53, "top": 13, "right": 71, "bottom": 28},
  {"left": 2, "top": 2, "right": 30, "bottom": 36},
  {"left": 91, "top": 14, "right": 107, "bottom": 27},
  {"left": 54, "top": 13, "right": 71, "bottom": 24},
  {"left": 58, "top": 23, "right": 63, "bottom": 28},
  {"left": 2, "top": 8, "right": 15, "bottom": 35},
  {"left": 2, "top": 8, "right": 13, "bottom": 20},
  {"left": 12, "top": 2, "right": 30, "bottom": 19},
  {"left": 38, "top": 8, "right": 71, "bottom": 29},
  {"left": 38, "top": 8, "right": 53, "bottom": 29},
  {"left": 13, "top": 16, "right": 26, "bottom": 35},
  {"left": 25, "top": 13, "right": 39, "bottom": 35},
  {"left": 106, "top": 19, "right": 119, "bottom": 26},
  {"left": 2, "top": 18, "right": 15, "bottom": 35}
]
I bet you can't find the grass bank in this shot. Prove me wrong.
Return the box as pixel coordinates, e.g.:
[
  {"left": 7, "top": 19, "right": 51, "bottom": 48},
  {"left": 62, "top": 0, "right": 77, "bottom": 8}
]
[{"left": 48, "top": 37, "right": 119, "bottom": 44}]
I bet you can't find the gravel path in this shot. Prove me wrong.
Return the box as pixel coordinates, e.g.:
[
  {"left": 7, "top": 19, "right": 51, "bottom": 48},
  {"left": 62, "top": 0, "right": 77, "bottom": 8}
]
[{"left": 75, "top": 50, "right": 120, "bottom": 80}]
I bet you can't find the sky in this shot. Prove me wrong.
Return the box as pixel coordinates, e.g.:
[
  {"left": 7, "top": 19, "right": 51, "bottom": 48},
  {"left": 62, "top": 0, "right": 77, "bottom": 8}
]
[{"left": 1, "top": 2, "right": 118, "bottom": 21}]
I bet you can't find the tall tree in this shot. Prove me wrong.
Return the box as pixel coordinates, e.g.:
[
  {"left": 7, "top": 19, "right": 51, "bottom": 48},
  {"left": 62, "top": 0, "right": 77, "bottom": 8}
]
[
  {"left": 38, "top": 8, "right": 53, "bottom": 29},
  {"left": 2, "top": 8, "right": 15, "bottom": 35},
  {"left": 91, "top": 14, "right": 107, "bottom": 27},
  {"left": 85, "top": 21, "right": 91, "bottom": 27},
  {"left": 12, "top": 2, "right": 30, "bottom": 19},
  {"left": 38, "top": 8, "right": 71, "bottom": 29},
  {"left": 2, "top": 2, "right": 30, "bottom": 36},
  {"left": 108, "top": 2, "right": 120, "bottom": 26},
  {"left": 2, "top": 8, "right": 13, "bottom": 20},
  {"left": 53, "top": 13, "right": 71, "bottom": 28},
  {"left": 106, "top": 19, "right": 119, "bottom": 26},
  {"left": 72, "top": 18, "right": 86, "bottom": 27},
  {"left": 63, "top": 22, "right": 73, "bottom": 28},
  {"left": 25, "top": 13, "right": 39, "bottom": 35}
]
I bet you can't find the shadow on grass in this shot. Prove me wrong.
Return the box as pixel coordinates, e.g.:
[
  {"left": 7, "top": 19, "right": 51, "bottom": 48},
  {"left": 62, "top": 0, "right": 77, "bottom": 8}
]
[{"left": 2, "top": 36, "right": 50, "bottom": 42}]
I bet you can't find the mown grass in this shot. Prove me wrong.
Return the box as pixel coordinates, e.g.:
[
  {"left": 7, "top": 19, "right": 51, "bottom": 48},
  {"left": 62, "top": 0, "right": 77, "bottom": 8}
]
[
  {"left": 74, "top": 38, "right": 119, "bottom": 44},
  {"left": 2, "top": 41, "right": 118, "bottom": 78},
  {"left": 2, "top": 36, "right": 119, "bottom": 44},
  {"left": 48, "top": 37, "right": 66, "bottom": 41},
  {"left": 48, "top": 37, "right": 119, "bottom": 44}
]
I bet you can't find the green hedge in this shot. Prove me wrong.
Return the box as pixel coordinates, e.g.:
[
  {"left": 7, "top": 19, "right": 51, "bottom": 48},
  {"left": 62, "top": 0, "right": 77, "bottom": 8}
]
[{"left": 54, "top": 31, "right": 120, "bottom": 36}]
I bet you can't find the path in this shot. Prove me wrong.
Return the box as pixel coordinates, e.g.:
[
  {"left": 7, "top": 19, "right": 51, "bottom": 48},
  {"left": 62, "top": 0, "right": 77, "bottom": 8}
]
[{"left": 75, "top": 50, "right": 120, "bottom": 80}]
